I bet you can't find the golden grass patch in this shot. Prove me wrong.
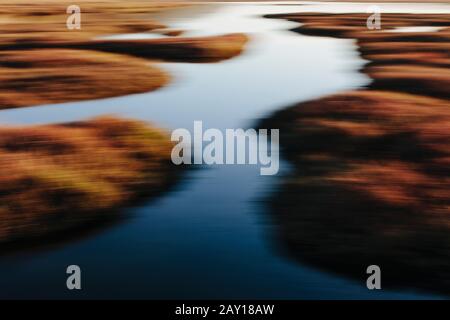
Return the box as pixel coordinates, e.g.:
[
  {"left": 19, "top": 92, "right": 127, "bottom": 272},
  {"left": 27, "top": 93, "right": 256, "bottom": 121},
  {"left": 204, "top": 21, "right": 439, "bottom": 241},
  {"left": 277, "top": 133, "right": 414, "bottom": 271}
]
[
  {"left": 0, "top": 48, "right": 169, "bottom": 109},
  {"left": 0, "top": 116, "right": 176, "bottom": 244}
]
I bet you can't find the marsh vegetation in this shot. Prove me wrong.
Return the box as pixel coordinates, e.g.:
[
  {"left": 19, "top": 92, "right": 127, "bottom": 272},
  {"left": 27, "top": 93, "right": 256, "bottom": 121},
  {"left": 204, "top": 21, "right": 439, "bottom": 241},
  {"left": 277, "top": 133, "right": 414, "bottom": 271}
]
[{"left": 262, "top": 11, "right": 450, "bottom": 294}]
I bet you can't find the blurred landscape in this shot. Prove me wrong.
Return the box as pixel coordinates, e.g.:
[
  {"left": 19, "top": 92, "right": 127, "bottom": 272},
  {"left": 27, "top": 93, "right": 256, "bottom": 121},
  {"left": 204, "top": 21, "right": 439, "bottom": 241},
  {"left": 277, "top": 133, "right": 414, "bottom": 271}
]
[{"left": 0, "top": 1, "right": 449, "bottom": 299}]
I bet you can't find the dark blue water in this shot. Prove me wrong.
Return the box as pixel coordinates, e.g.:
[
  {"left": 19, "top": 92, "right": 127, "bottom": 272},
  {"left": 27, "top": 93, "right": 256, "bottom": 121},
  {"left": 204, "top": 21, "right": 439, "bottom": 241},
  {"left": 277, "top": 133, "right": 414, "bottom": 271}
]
[{"left": 0, "top": 2, "right": 447, "bottom": 299}]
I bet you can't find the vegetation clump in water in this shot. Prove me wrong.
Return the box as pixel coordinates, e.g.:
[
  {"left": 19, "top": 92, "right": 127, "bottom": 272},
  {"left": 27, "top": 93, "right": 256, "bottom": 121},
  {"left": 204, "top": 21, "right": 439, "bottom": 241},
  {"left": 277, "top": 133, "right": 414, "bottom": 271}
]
[{"left": 0, "top": 116, "right": 177, "bottom": 245}]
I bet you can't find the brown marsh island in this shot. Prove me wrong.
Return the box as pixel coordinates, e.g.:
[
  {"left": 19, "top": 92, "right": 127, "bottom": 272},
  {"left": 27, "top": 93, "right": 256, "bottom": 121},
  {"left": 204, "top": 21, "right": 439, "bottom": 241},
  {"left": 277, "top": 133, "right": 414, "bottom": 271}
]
[
  {"left": 0, "top": 116, "right": 179, "bottom": 245},
  {"left": 261, "top": 11, "right": 450, "bottom": 294}
]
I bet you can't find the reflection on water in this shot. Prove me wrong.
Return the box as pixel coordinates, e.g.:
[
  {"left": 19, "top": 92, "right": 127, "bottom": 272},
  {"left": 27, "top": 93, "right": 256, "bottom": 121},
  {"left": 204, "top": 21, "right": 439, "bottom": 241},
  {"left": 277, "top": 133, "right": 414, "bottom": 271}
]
[
  {"left": 0, "top": 2, "right": 448, "bottom": 299},
  {"left": 387, "top": 26, "right": 446, "bottom": 33}
]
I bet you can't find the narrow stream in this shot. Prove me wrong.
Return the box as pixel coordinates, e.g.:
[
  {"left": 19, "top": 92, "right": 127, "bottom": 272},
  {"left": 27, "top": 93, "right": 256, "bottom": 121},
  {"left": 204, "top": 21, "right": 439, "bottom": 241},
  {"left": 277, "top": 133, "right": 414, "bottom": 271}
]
[{"left": 1, "top": 2, "right": 448, "bottom": 299}]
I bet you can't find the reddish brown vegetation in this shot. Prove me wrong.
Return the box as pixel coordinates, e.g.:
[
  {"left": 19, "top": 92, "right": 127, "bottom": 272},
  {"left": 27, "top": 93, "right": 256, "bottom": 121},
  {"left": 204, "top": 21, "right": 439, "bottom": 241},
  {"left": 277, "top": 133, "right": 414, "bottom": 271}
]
[
  {"left": 0, "top": 49, "right": 169, "bottom": 109},
  {"left": 262, "top": 12, "right": 450, "bottom": 294},
  {"left": 0, "top": 117, "right": 176, "bottom": 244},
  {"left": 0, "top": 1, "right": 248, "bottom": 109},
  {"left": 60, "top": 33, "right": 249, "bottom": 63}
]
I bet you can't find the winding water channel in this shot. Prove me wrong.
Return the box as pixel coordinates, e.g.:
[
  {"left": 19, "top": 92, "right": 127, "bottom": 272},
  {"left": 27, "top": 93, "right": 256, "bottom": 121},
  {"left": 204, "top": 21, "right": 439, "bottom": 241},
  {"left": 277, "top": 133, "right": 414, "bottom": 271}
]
[{"left": 1, "top": 2, "right": 449, "bottom": 299}]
